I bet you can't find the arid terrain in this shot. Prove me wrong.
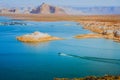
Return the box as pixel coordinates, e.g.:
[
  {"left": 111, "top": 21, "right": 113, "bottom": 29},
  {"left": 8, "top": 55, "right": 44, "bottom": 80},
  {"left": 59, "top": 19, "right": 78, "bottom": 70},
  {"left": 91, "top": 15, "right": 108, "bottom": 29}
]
[{"left": 0, "top": 13, "right": 120, "bottom": 22}]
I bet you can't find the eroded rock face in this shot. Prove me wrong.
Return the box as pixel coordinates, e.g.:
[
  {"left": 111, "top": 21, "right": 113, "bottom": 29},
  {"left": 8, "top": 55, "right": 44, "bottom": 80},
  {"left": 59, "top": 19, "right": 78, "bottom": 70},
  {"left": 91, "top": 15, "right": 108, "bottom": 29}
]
[{"left": 17, "top": 31, "right": 62, "bottom": 42}]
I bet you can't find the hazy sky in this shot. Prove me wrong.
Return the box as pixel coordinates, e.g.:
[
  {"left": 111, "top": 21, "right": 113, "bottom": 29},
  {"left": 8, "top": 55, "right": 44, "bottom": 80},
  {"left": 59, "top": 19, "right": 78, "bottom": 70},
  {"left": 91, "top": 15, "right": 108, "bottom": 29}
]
[{"left": 0, "top": 0, "right": 120, "bottom": 8}]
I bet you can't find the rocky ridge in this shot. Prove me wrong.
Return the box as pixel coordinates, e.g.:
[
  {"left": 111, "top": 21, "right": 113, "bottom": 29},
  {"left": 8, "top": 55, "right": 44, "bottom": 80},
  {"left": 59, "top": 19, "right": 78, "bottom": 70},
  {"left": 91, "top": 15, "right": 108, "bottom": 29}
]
[{"left": 0, "top": 3, "right": 66, "bottom": 15}]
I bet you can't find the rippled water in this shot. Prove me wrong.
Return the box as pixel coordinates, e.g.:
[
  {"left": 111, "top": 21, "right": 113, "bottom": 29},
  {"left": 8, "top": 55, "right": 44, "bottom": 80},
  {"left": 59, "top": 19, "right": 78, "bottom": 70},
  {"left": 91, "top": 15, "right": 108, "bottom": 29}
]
[{"left": 0, "top": 17, "right": 120, "bottom": 80}]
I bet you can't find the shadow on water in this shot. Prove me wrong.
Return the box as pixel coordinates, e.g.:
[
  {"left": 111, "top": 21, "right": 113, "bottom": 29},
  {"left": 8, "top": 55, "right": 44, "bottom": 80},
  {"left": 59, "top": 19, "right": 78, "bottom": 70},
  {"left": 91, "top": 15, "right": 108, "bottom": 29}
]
[{"left": 58, "top": 53, "right": 120, "bottom": 65}]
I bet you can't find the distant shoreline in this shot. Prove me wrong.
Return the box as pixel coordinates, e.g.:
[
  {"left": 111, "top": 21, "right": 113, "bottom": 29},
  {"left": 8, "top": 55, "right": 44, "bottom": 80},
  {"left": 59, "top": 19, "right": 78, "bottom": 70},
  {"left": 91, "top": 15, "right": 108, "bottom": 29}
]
[{"left": 0, "top": 13, "right": 120, "bottom": 22}]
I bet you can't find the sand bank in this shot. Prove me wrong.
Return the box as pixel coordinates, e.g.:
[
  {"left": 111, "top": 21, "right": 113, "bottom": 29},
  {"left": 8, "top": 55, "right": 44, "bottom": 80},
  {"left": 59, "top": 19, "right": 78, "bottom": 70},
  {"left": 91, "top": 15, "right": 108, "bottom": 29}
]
[{"left": 75, "top": 34, "right": 103, "bottom": 39}]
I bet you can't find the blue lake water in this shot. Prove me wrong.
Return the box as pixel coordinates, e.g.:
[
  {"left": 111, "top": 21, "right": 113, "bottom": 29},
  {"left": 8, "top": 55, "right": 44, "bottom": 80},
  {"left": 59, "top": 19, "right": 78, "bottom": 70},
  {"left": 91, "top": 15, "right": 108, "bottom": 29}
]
[{"left": 0, "top": 17, "right": 120, "bottom": 80}]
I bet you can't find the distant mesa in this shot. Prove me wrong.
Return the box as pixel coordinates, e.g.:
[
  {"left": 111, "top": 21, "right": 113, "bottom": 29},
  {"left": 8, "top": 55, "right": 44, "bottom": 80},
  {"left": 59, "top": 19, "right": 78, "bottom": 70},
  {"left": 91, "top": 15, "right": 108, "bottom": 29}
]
[
  {"left": 30, "top": 3, "right": 66, "bottom": 15},
  {"left": 0, "top": 3, "right": 120, "bottom": 15},
  {"left": 0, "top": 3, "right": 67, "bottom": 15},
  {"left": 17, "top": 31, "right": 62, "bottom": 42}
]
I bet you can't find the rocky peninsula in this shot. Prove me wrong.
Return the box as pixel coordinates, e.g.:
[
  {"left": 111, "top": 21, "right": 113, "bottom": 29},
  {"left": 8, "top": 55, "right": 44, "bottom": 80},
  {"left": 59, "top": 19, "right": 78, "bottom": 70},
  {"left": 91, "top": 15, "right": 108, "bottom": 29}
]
[
  {"left": 17, "top": 31, "right": 62, "bottom": 42},
  {"left": 76, "top": 21, "right": 120, "bottom": 42}
]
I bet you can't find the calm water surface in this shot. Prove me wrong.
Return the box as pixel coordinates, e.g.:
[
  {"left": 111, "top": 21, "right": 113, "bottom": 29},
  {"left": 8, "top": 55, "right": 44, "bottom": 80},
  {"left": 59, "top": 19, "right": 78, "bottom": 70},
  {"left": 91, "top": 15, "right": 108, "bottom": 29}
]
[{"left": 0, "top": 17, "right": 120, "bottom": 80}]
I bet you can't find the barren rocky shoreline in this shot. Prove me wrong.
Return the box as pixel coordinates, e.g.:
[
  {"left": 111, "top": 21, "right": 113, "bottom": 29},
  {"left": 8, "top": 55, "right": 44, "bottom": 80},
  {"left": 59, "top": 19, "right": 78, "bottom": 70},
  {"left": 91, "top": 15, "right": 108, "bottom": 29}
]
[
  {"left": 54, "top": 75, "right": 120, "bottom": 80},
  {"left": 77, "top": 21, "right": 120, "bottom": 42}
]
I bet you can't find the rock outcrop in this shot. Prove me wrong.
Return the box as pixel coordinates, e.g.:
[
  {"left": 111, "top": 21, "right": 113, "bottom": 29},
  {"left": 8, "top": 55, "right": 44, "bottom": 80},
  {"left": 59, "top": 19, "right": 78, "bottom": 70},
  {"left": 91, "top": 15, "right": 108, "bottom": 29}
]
[{"left": 17, "top": 31, "right": 62, "bottom": 42}]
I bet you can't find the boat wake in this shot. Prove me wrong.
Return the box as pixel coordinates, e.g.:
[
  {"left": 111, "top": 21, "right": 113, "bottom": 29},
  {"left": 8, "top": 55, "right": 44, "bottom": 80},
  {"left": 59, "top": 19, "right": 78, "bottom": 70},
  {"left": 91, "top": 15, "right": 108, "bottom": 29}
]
[{"left": 58, "top": 53, "right": 120, "bottom": 65}]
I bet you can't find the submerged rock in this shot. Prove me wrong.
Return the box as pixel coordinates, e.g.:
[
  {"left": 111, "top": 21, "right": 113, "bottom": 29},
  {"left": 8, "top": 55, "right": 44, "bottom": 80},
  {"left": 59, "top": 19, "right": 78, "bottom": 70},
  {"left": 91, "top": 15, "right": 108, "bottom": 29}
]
[
  {"left": 0, "top": 21, "right": 27, "bottom": 26},
  {"left": 17, "top": 31, "right": 62, "bottom": 42}
]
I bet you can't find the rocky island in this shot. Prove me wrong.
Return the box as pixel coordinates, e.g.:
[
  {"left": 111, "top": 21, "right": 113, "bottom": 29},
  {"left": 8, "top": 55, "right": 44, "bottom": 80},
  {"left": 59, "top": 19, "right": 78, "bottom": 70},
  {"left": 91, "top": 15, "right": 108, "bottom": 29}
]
[{"left": 17, "top": 31, "right": 62, "bottom": 42}]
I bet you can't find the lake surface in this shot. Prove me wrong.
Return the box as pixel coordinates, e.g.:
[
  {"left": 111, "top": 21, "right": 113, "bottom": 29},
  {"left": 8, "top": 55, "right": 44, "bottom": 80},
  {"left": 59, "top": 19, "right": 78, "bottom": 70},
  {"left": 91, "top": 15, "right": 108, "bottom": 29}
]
[{"left": 0, "top": 17, "right": 120, "bottom": 80}]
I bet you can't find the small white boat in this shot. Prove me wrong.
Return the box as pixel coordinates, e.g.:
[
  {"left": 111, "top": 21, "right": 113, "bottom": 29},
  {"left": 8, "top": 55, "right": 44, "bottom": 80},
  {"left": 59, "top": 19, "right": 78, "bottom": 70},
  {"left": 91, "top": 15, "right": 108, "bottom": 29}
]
[{"left": 58, "top": 52, "right": 68, "bottom": 56}]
